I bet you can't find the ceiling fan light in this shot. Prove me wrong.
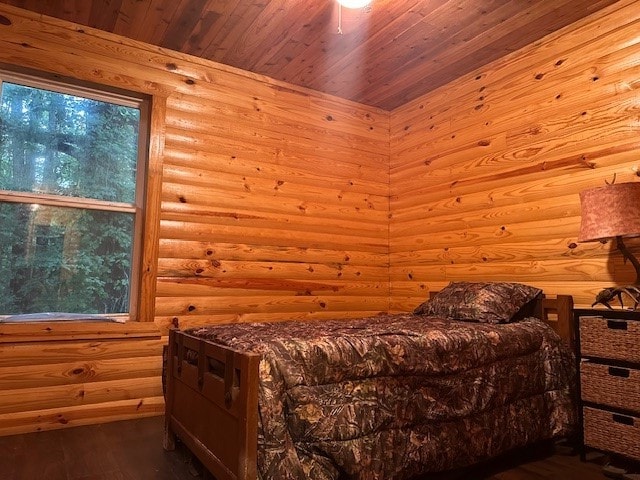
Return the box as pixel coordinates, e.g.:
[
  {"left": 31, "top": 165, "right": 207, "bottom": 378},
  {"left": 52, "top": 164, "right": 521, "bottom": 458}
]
[{"left": 337, "top": 0, "right": 371, "bottom": 8}]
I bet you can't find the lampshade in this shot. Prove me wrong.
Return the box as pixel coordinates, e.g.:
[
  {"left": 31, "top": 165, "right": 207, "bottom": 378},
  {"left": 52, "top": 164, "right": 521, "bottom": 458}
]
[{"left": 578, "top": 182, "right": 640, "bottom": 242}]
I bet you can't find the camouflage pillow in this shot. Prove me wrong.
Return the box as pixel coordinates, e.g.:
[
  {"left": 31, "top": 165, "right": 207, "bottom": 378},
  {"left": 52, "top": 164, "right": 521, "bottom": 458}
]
[{"left": 413, "top": 281, "right": 542, "bottom": 324}]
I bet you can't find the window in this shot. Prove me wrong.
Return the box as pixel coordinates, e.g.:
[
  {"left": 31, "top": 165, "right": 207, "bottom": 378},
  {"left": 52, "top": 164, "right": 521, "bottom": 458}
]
[{"left": 0, "top": 70, "right": 148, "bottom": 321}]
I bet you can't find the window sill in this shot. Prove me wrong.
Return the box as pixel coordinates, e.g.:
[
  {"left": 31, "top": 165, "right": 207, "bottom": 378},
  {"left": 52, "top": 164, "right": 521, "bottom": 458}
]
[
  {"left": 0, "top": 320, "right": 161, "bottom": 343},
  {"left": 2, "top": 312, "right": 127, "bottom": 323}
]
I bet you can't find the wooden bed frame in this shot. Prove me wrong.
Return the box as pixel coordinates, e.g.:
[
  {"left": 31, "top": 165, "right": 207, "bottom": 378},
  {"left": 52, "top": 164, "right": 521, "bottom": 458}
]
[{"left": 163, "top": 294, "right": 574, "bottom": 480}]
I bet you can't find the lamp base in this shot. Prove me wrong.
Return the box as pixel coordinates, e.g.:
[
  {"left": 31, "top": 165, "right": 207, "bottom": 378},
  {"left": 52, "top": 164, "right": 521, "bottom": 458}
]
[{"left": 592, "top": 285, "right": 640, "bottom": 310}]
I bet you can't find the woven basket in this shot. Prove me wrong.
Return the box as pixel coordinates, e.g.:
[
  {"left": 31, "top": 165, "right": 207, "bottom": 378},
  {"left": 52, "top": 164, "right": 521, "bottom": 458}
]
[
  {"left": 580, "top": 360, "right": 640, "bottom": 412},
  {"left": 579, "top": 315, "right": 640, "bottom": 363},
  {"left": 583, "top": 406, "right": 640, "bottom": 461}
]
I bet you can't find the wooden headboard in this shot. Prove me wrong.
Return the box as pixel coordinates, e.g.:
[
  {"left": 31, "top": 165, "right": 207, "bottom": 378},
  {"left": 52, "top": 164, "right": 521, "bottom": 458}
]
[
  {"left": 539, "top": 294, "right": 574, "bottom": 348},
  {"left": 427, "top": 291, "right": 575, "bottom": 348}
]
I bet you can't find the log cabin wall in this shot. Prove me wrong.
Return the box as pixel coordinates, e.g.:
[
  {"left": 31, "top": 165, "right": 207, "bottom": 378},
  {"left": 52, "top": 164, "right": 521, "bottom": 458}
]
[
  {"left": 0, "top": 4, "right": 389, "bottom": 435},
  {"left": 0, "top": 0, "right": 637, "bottom": 437},
  {"left": 389, "top": 0, "right": 640, "bottom": 311}
]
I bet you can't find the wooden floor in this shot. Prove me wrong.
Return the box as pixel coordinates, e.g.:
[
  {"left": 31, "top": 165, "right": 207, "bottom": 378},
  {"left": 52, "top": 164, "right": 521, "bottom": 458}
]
[{"left": 0, "top": 416, "right": 608, "bottom": 480}]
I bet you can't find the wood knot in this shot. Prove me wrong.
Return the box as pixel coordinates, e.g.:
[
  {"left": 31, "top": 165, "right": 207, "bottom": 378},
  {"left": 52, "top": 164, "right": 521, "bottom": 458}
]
[
  {"left": 0, "top": 15, "right": 11, "bottom": 25},
  {"left": 166, "top": 63, "right": 178, "bottom": 71}
]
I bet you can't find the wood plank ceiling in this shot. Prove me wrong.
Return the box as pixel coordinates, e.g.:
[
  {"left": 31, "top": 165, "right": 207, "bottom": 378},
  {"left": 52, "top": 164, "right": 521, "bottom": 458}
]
[{"left": 0, "top": 0, "right": 622, "bottom": 110}]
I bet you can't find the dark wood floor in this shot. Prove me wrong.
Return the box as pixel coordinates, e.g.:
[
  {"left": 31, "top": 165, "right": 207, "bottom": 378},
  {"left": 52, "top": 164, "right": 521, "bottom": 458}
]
[{"left": 0, "top": 416, "right": 609, "bottom": 480}]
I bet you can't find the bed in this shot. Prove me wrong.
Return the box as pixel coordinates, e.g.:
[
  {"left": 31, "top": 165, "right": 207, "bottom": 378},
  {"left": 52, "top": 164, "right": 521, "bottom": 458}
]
[{"left": 163, "top": 282, "right": 577, "bottom": 480}]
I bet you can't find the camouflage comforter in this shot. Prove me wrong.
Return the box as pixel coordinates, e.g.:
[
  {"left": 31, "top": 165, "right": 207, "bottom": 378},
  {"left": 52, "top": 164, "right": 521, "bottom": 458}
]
[{"left": 186, "top": 313, "right": 576, "bottom": 480}]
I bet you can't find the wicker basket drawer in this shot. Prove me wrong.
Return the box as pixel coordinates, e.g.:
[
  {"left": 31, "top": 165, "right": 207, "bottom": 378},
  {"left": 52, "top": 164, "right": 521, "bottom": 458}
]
[
  {"left": 580, "top": 360, "right": 640, "bottom": 412},
  {"left": 579, "top": 315, "right": 640, "bottom": 363},
  {"left": 583, "top": 406, "right": 640, "bottom": 461}
]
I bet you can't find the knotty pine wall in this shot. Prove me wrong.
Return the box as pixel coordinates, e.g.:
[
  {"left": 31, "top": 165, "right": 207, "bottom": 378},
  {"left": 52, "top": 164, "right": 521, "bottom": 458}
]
[
  {"left": 389, "top": 0, "right": 640, "bottom": 311},
  {"left": 0, "top": 4, "right": 389, "bottom": 435},
  {"left": 0, "top": 0, "right": 638, "bottom": 436}
]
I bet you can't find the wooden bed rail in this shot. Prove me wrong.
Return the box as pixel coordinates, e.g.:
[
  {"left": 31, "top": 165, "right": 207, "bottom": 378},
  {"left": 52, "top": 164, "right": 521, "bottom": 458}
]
[{"left": 164, "top": 328, "right": 260, "bottom": 480}]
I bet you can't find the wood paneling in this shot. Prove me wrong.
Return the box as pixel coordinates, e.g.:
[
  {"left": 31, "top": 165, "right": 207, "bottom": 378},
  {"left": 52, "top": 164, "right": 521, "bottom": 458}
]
[
  {"left": 0, "top": 332, "right": 165, "bottom": 436},
  {"left": 0, "top": 0, "right": 621, "bottom": 110},
  {"left": 389, "top": 0, "right": 640, "bottom": 310},
  {"left": 0, "top": 0, "right": 638, "bottom": 437},
  {"left": 0, "top": 3, "right": 389, "bottom": 434}
]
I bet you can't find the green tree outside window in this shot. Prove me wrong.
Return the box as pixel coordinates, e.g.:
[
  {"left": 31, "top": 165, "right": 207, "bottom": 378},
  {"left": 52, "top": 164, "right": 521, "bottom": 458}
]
[{"left": 0, "top": 78, "right": 144, "bottom": 317}]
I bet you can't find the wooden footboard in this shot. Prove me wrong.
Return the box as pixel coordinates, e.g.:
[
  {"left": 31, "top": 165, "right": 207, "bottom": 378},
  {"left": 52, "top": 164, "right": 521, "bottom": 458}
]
[{"left": 163, "top": 327, "right": 260, "bottom": 480}]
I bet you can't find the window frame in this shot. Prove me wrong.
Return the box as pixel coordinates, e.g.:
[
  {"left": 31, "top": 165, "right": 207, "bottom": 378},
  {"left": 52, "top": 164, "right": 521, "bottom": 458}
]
[{"left": 0, "top": 69, "right": 151, "bottom": 323}]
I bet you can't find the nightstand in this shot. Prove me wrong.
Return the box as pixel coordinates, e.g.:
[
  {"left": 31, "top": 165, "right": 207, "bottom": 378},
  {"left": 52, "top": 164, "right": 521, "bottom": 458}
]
[{"left": 574, "top": 308, "right": 640, "bottom": 465}]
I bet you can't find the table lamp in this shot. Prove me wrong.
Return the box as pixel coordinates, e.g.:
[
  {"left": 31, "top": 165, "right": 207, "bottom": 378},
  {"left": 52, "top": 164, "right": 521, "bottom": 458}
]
[{"left": 579, "top": 181, "right": 640, "bottom": 309}]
